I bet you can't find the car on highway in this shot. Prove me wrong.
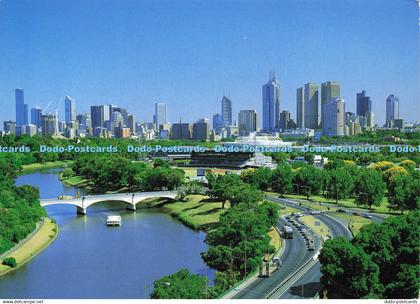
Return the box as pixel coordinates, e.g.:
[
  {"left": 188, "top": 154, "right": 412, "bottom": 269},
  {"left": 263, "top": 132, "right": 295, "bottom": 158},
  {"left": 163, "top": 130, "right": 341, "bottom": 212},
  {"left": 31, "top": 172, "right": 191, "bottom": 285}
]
[
  {"left": 353, "top": 212, "right": 361, "bottom": 216},
  {"left": 336, "top": 209, "right": 346, "bottom": 213},
  {"left": 362, "top": 214, "right": 373, "bottom": 219}
]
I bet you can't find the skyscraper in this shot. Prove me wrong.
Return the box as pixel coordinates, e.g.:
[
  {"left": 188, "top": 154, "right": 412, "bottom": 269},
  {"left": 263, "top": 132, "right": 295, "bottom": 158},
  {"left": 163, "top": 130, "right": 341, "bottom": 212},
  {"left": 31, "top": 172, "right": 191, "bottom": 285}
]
[
  {"left": 296, "top": 87, "right": 305, "bottom": 129},
  {"left": 304, "top": 83, "right": 319, "bottom": 129},
  {"left": 31, "top": 107, "right": 42, "bottom": 129},
  {"left": 238, "top": 110, "right": 257, "bottom": 135},
  {"left": 192, "top": 120, "right": 209, "bottom": 141},
  {"left": 64, "top": 95, "right": 76, "bottom": 123},
  {"left": 386, "top": 94, "right": 399, "bottom": 124},
  {"left": 262, "top": 71, "right": 280, "bottom": 132},
  {"left": 15, "top": 88, "right": 28, "bottom": 126},
  {"left": 41, "top": 113, "right": 57, "bottom": 136},
  {"left": 221, "top": 96, "right": 232, "bottom": 127},
  {"left": 322, "top": 98, "right": 345, "bottom": 136},
  {"left": 320, "top": 81, "right": 340, "bottom": 125},
  {"left": 154, "top": 103, "right": 167, "bottom": 131},
  {"left": 279, "top": 110, "right": 291, "bottom": 131},
  {"left": 128, "top": 114, "right": 136, "bottom": 134},
  {"left": 171, "top": 120, "right": 191, "bottom": 140},
  {"left": 90, "top": 105, "right": 110, "bottom": 131},
  {"left": 212, "top": 113, "right": 222, "bottom": 130},
  {"left": 356, "top": 90, "right": 372, "bottom": 117}
]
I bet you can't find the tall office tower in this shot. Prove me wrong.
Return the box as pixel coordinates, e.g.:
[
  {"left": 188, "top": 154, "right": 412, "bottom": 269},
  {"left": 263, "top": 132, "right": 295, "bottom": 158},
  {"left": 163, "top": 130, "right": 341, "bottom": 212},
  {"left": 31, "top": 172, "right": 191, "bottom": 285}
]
[
  {"left": 90, "top": 105, "right": 110, "bottom": 130},
  {"left": 221, "top": 96, "right": 232, "bottom": 127},
  {"left": 212, "top": 113, "right": 222, "bottom": 130},
  {"left": 279, "top": 110, "right": 291, "bottom": 131},
  {"left": 31, "top": 107, "right": 42, "bottom": 129},
  {"left": 76, "top": 113, "right": 92, "bottom": 130},
  {"left": 3, "top": 121, "right": 16, "bottom": 134},
  {"left": 320, "top": 81, "right": 340, "bottom": 125},
  {"left": 322, "top": 98, "right": 345, "bottom": 136},
  {"left": 356, "top": 90, "right": 372, "bottom": 117},
  {"left": 171, "top": 120, "right": 191, "bottom": 140},
  {"left": 262, "top": 70, "right": 280, "bottom": 132},
  {"left": 386, "top": 94, "right": 399, "bottom": 125},
  {"left": 296, "top": 87, "right": 305, "bottom": 129},
  {"left": 15, "top": 88, "right": 28, "bottom": 126},
  {"left": 304, "top": 83, "right": 319, "bottom": 129},
  {"left": 128, "top": 114, "right": 136, "bottom": 134},
  {"left": 238, "top": 110, "right": 257, "bottom": 135},
  {"left": 64, "top": 95, "right": 76, "bottom": 123},
  {"left": 90, "top": 106, "right": 102, "bottom": 130},
  {"left": 365, "top": 111, "right": 375, "bottom": 129},
  {"left": 41, "top": 113, "right": 58, "bottom": 136},
  {"left": 153, "top": 103, "right": 167, "bottom": 131},
  {"left": 109, "top": 111, "right": 124, "bottom": 134},
  {"left": 192, "top": 120, "right": 209, "bottom": 141}
]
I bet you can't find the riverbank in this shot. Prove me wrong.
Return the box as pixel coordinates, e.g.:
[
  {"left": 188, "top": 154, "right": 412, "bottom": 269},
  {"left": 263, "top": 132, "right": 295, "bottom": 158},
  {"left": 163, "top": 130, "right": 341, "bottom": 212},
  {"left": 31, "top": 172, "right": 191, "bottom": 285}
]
[
  {"left": 21, "top": 161, "right": 73, "bottom": 174},
  {"left": 140, "top": 194, "right": 227, "bottom": 230},
  {"left": 0, "top": 218, "right": 58, "bottom": 277}
]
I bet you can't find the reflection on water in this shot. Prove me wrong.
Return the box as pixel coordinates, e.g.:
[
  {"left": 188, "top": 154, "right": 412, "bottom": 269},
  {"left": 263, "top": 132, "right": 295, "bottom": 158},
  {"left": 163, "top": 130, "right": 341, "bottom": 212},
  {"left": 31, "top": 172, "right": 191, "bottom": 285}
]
[{"left": 0, "top": 169, "right": 212, "bottom": 298}]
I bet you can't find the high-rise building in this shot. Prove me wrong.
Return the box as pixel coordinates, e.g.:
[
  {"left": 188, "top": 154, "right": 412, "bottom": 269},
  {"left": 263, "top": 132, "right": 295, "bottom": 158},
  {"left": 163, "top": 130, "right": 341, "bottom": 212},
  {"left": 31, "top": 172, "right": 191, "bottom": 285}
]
[
  {"left": 356, "top": 90, "right": 372, "bottom": 117},
  {"left": 41, "top": 113, "right": 57, "bottom": 136},
  {"left": 128, "top": 114, "right": 136, "bottom": 134},
  {"left": 320, "top": 81, "right": 340, "bottom": 125},
  {"left": 154, "top": 103, "right": 167, "bottom": 131},
  {"left": 171, "top": 121, "right": 191, "bottom": 140},
  {"left": 322, "top": 98, "right": 345, "bottom": 136},
  {"left": 386, "top": 94, "right": 399, "bottom": 125},
  {"left": 304, "top": 83, "right": 319, "bottom": 129},
  {"left": 221, "top": 96, "right": 232, "bottom": 127},
  {"left": 76, "top": 113, "right": 92, "bottom": 131},
  {"left": 296, "top": 87, "right": 305, "bottom": 129},
  {"left": 21, "top": 124, "right": 37, "bottom": 137},
  {"left": 31, "top": 107, "right": 42, "bottom": 129},
  {"left": 64, "top": 95, "right": 76, "bottom": 123},
  {"left": 238, "top": 110, "right": 257, "bottom": 135},
  {"left": 3, "top": 121, "right": 16, "bottom": 135},
  {"left": 192, "top": 120, "right": 209, "bottom": 141},
  {"left": 15, "top": 88, "right": 28, "bottom": 126},
  {"left": 279, "top": 110, "right": 291, "bottom": 131},
  {"left": 365, "top": 111, "right": 375, "bottom": 129},
  {"left": 212, "top": 113, "right": 222, "bottom": 130},
  {"left": 262, "top": 71, "right": 280, "bottom": 132},
  {"left": 90, "top": 105, "right": 110, "bottom": 131}
]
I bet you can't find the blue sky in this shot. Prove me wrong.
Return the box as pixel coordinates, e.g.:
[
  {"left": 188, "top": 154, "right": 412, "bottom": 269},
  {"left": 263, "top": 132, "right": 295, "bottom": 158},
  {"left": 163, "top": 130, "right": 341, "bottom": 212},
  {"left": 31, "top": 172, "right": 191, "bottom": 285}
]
[{"left": 0, "top": 0, "right": 419, "bottom": 127}]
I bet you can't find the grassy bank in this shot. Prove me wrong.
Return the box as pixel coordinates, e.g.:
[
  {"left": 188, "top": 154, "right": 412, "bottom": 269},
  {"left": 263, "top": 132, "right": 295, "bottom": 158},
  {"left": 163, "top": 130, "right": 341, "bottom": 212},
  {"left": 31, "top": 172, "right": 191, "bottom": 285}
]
[
  {"left": 140, "top": 194, "right": 227, "bottom": 230},
  {"left": 0, "top": 218, "right": 58, "bottom": 276},
  {"left": 299, "top": 215, "right": 331, "bottom": 239},
  {"left": 60, "top": 175, "right": 90, "bottom": 187},
  {"left": 330, "top": 213, "right": 373, "bottom": 236},
  {"left": 21, "top": 160, "right": 72, "bottom": 174},
  {"left": 282, "top": 193, "right": 393, "bottom": 215}
]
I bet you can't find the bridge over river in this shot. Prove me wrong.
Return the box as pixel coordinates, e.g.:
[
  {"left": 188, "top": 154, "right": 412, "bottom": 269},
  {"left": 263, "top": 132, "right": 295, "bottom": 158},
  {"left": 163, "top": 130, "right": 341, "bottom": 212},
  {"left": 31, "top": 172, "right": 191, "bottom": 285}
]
[{"left": 40, "top": 191, "right": 178, "bottom": 215}]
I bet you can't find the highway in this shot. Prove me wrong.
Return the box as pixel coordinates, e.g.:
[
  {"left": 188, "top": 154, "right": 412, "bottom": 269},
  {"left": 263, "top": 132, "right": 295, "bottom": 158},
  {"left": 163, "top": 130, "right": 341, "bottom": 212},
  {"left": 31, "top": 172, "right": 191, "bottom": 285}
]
[
  {"left": 233, "top": 216, "right": 319, "bottom": 299},
  {"left": 234, "top": 195, "right": 354, "bottom": 299}
]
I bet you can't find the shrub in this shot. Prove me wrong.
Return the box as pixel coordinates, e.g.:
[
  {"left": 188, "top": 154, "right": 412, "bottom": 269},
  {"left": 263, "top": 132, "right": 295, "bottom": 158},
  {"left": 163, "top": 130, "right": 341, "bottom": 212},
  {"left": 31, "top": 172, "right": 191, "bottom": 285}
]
[{"left": 2, "top": 257, "right": 17, "bottom": 268}]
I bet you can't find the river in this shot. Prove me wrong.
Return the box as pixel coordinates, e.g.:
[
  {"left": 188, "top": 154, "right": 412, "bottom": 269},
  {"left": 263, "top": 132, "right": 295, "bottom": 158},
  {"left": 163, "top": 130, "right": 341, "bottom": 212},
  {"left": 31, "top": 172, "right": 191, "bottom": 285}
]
[{"left": 0, "top": 168, "right": 212, "bottom": 298}]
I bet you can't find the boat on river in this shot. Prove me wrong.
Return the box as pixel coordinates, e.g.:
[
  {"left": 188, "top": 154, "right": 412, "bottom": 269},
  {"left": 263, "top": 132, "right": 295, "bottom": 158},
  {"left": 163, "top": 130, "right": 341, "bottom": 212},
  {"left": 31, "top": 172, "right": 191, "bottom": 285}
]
[{"left": 106, "top": 215, "right": 121, "bottom": 226}]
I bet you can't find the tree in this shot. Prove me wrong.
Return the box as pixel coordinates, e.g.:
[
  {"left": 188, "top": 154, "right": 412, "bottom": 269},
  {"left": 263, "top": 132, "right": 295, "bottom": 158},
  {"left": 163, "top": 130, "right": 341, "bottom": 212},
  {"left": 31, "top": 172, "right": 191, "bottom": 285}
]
[
  {"left": 354, "top": 168, "right": 386, "bottom": 209},
  {"left": 270, "top": 163, "right": 293, "bottom": 196},
  {"left": 293, "top": 165, "right": 323, "bottom": 198},
  {"left": 326, "top": 168, "right": 354, "bottom": 203},
  {"left": 388, "top": 173, "right": 416, "bottom": 213},
  {"left": 240, "top": 167, "right": 272, "bottom": 191},
  {"left": 224, "top": 183, "right": 263, "bottom": 209},
  {"left": 2, "top": 257, "right": 17, "bottom": 268},
  {"left": 319, "top": 237, "right": 383, "bottom": 298},
  {"left": 150, "top": 268, "right": 207, "bottom": 299}
]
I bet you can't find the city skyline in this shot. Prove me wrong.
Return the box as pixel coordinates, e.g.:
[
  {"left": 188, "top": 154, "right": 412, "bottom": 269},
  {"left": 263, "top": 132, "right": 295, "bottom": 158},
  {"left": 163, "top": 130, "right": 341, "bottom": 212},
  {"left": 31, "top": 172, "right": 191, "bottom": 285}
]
[{"left": 0, "top": 0, "right": 419, "bottom": 126}]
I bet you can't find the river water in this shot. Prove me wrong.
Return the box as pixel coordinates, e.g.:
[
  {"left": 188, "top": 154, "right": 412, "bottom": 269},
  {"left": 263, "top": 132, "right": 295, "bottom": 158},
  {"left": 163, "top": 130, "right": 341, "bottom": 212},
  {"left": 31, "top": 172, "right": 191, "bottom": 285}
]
[{"left": 0, "top": 168, "right": 212, "bottom": 298}]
